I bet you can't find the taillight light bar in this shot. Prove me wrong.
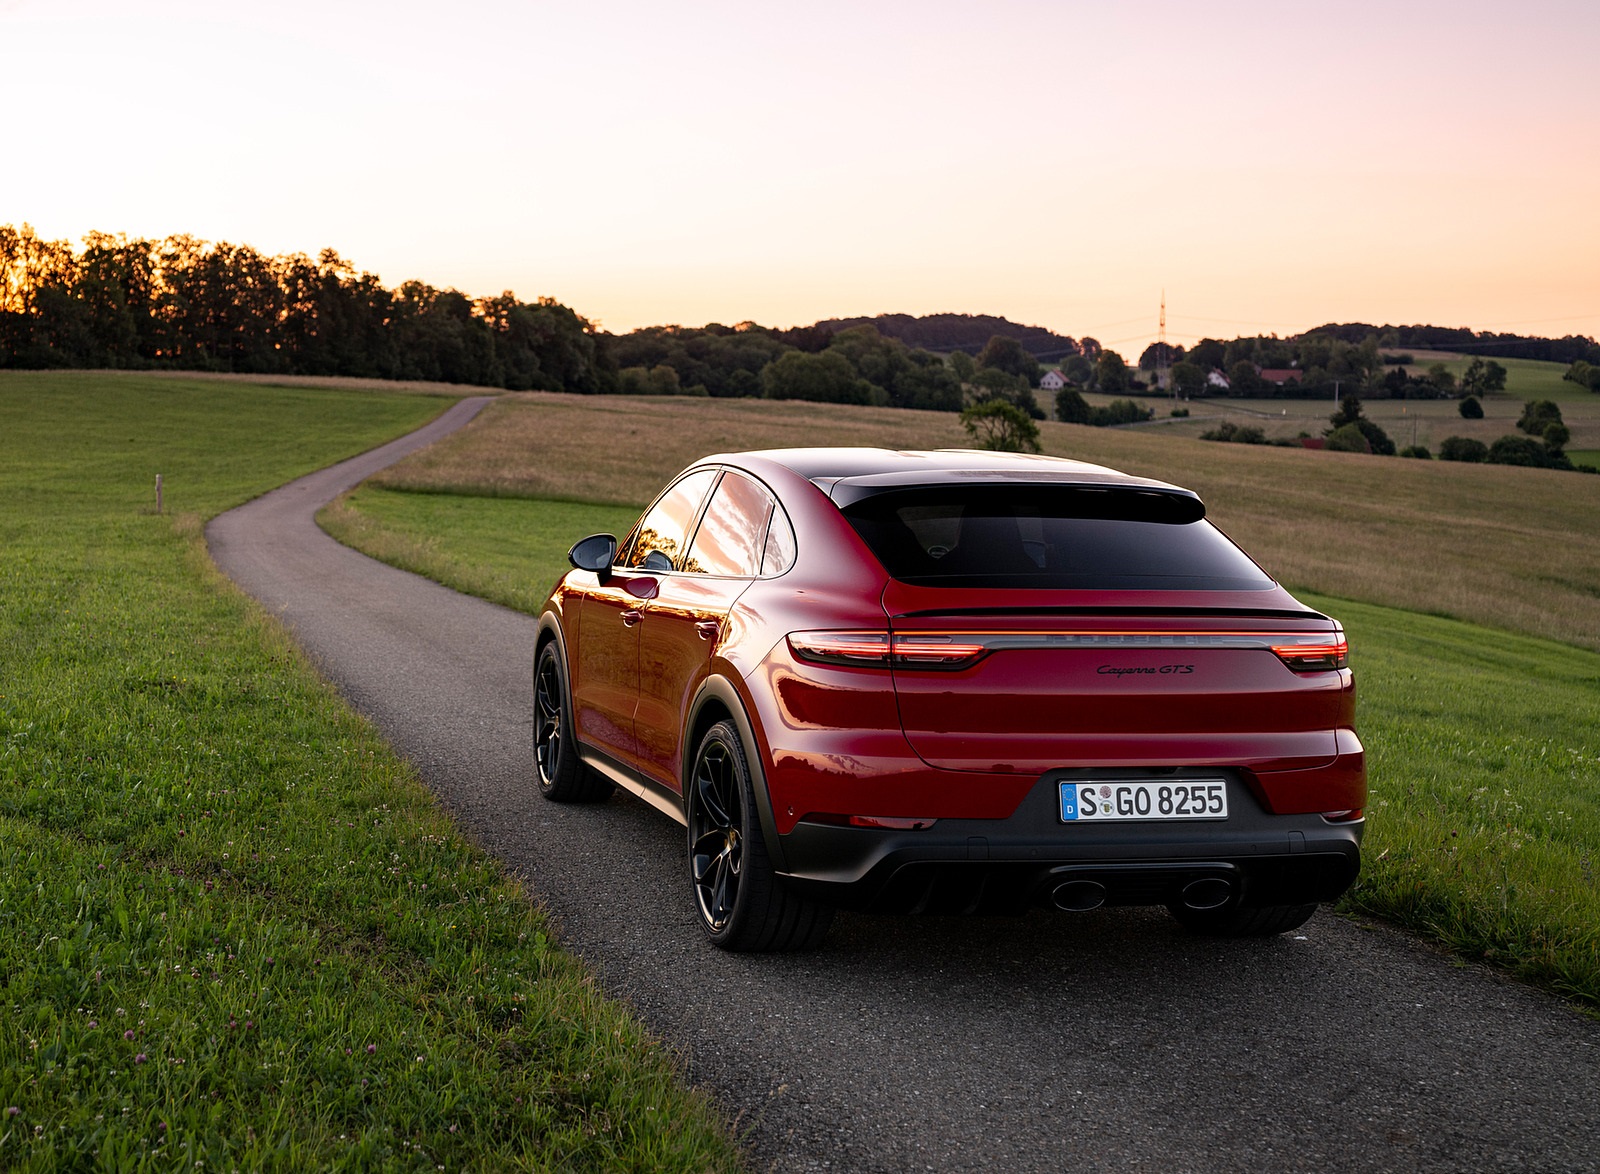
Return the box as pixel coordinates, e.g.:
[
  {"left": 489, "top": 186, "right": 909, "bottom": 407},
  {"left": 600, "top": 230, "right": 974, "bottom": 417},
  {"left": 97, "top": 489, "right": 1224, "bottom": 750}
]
[
  {"left": 787, "top": 631, "right": 987, "bottom": 670},
  {"left": 788, "top": 626, "right": 1351, "bottom": 672}
]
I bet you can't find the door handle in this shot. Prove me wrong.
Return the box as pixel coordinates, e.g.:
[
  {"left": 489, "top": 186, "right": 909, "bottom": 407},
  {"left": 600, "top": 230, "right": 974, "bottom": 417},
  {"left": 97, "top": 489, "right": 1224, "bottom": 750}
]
[
  {"left": 621, "top": 609, "right": 642, "bottom": 627},
  {"left": 695, "top": 620, "right": 720, "bottom": 641}
]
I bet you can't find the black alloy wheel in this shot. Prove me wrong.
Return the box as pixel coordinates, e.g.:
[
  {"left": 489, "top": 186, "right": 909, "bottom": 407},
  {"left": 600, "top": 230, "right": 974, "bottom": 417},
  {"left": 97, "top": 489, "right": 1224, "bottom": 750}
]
[
  {"left": 687, "top": 720, "right": 832, "bottom": 951},
  {"left": 690, "top": 729, "right": 745, "bottom": 933},
  {"left": 533, "top": 642, "right": 610, "bottom": 802}
]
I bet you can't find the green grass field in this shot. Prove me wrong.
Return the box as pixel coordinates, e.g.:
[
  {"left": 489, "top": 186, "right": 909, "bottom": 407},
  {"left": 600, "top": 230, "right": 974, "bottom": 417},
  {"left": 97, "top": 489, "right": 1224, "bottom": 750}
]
[
  {"left": 0, "top": 373, "right": 740, "bottom": 1171},
  {"left": 1413, "top": 353, "right": 1590, "bottom": 403},
  {"left": 322, "top": 393, "right": 1600, "bottom": 1011}
]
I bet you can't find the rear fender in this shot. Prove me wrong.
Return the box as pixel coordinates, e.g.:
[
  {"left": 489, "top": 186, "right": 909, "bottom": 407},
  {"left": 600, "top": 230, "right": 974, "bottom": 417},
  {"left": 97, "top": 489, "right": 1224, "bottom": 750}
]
[{"left": 686, "top": 675, "right": 788, "bottom": 874}]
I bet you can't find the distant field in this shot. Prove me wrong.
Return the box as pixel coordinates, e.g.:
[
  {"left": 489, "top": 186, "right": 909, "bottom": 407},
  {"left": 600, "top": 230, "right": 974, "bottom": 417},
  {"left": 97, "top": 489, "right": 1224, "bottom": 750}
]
[
  {"left": 1406, "top": 353, "right": 1588, "bottom": 403},
  {"left": 323, "top": 392, "right": 1600, "bottom": 1009},
  {"left": 1114, "top": 388, "right": 1600, "bottom": 454},
  {"left": 363, "top": 393, "right": 1600, "bottom": 652}
]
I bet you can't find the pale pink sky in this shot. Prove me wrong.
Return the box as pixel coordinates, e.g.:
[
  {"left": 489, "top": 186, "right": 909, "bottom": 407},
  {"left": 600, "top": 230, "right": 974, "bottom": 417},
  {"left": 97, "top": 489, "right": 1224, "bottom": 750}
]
[{"left": 8, "top": 0, "right": 1598, "bottom": 353}]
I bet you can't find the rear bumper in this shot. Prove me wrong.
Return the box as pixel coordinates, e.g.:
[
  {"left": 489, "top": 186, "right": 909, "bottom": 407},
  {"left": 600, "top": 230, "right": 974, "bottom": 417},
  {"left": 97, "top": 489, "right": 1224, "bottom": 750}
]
[{"left": 776, "top": 769, "right": 1362, "bottom": 914}]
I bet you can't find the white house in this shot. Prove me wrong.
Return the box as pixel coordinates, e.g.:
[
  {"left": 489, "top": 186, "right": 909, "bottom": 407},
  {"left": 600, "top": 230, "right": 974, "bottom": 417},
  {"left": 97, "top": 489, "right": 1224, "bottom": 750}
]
[
  {"left": 1040, "top": 368, "right": 1068, "bottom": 391},
  {"left": 1206, "top": 368, "right": 1231, "bottom": 390}
]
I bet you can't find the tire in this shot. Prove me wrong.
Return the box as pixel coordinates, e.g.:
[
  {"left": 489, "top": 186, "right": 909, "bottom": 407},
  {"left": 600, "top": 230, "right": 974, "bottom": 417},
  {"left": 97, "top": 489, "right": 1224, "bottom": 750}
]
[
  {"left": 686, "top": 720, "right": 833, "bottom": 952},
  {"left": 533, "top": 641, "right": 612, "bottom": 803},
  {"left": 1167, "top": 900, "right": 1319, "bottom": 937}
]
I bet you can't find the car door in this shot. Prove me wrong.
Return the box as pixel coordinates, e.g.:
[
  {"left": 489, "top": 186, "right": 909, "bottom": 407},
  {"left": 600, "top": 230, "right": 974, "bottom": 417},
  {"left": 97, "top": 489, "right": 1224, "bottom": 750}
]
[
  {"left": 633, "top": 469, "right": 774, "bottom": 791},
  {"left": 572, "top": 468, "right": 716, "bottom": 771}
]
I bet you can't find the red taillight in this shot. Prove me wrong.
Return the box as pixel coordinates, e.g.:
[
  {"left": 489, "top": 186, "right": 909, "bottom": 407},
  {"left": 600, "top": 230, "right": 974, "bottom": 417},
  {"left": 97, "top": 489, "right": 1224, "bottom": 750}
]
[
  {"left": 1270, "top": 629, "right": 1349, "bottom": 672},
  {"left": 788, "top": 631, "right": 986, "bottom": 670},
  {"left": 787, "top": 631, "right": 891, "bottom": 666},
  {"left": 1322, "top": 808, "right": 1364, "bottom": 823}
]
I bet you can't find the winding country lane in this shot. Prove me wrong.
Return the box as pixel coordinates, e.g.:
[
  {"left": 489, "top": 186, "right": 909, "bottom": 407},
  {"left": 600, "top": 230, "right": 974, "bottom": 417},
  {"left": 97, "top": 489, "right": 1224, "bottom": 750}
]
[{"left": 208, "top": 398, "right": 1600, "bottom": 1173}]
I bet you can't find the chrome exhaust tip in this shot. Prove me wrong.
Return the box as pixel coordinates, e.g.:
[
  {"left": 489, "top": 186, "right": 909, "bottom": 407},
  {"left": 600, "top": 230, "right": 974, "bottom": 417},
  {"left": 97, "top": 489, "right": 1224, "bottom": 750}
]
[
  {"left": 1052, "top": 879, "right": 1107, "bottom": 912},
  {"left": 1181, "top": 877, "right": 1233, "bottom": 911}
]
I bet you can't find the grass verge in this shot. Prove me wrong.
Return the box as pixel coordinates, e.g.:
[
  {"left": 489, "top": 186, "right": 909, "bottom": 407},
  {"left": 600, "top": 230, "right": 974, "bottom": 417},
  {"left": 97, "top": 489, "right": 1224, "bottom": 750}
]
[
  {"left": 0, "top": 372, "right": 741, "bottom": 1171},
  {"left": 1301, "top": 592, "right": 1600, "bottom": 1005}
]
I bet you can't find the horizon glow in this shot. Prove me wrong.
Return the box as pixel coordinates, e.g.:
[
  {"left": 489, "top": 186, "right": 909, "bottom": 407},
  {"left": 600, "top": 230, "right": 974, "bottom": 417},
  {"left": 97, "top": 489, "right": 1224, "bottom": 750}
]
[{"left": 7, "top": 0, "right": 1598, "bottom": 355}]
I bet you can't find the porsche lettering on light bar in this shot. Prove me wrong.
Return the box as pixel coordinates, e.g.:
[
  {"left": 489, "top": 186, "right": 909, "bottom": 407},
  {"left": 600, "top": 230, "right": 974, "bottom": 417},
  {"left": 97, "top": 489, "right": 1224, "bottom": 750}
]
[{"left": 789, "top": 627, "right": 1350, "bottom": 673}]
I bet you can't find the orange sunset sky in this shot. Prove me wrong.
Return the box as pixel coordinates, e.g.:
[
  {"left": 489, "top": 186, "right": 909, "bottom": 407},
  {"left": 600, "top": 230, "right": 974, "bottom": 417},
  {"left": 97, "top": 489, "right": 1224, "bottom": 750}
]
[{"left": 8, "top": 0, "right": 1598, "bottom": 354}]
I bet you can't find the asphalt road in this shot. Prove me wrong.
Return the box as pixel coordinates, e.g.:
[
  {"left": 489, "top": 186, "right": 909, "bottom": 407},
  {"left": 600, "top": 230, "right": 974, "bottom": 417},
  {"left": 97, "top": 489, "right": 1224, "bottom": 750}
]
[{"left": 208, "top": 399, "right": 1600, "bottom": 1173}]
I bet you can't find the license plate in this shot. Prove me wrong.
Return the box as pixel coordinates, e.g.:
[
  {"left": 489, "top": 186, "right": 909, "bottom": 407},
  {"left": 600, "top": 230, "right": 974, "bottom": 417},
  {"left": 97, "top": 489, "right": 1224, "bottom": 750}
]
[{"left": 1059, "top": 779, "right": 1228, "bottom": 822}]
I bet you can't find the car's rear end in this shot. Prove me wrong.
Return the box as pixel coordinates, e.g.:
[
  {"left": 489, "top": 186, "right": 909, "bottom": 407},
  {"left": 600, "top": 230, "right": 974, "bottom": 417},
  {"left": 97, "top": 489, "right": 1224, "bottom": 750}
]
[{"left": 756, "top": 461, "right": 1364, "bottom": 934}]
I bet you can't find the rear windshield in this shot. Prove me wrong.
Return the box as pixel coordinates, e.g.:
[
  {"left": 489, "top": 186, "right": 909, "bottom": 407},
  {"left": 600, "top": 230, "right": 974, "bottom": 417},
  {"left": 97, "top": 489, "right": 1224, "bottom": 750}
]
[{"left": 841, "top": 486, "right": 1273, "bottom": 590}]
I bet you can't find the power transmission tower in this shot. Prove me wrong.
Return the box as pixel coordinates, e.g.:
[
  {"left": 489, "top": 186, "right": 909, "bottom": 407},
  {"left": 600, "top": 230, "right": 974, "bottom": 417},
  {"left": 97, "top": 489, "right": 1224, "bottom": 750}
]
[{"left": 1159, "top": 291, "right": 1172, "bottom": 398}]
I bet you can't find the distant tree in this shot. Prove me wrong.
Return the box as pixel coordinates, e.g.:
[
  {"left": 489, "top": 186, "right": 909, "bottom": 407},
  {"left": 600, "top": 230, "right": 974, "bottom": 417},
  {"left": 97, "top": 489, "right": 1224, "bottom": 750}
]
[
  {"left": 1562, "top": 359, "right": 1600, "bottom": 392},
  {"left": 1062, "top": 354, "right": 1093, "bottom": 385},
  {"left": 1137, "top": 341, "right": 1184, "bottom": 370},
  {"left": 1488, "top": 434, "right": 1556, "bottom": 467},
  {"left": 827, "top": 325, "right": 906, "bottom": 389},
  {"left": 969, "top": 365, "right": 1027, "bottom": 396},
  {"left": 1055, "top": 387, "right": 1091, "bottom": 424},
  {"left": 948, "top": 349, "right": 976, "bottom": 383},
  {"left": 1170, "top": 361, "right": 1206, "bottom": 398},
  {"left": 1426, "top": 363, "right": 1456, "bottom": 395},
  {"left": 961, "top": 399, "right": 1040, "bottom": 452},
  {"left": 617, "top": 364, "right": 683, "bottom": 395},
  {"left": 893, "top": 350, "right": 964, "bottom": 411},
  {"left": 1325, "top": 423, "right": 1370, "bottom": 453},
  {"left": 760, "top": 349, "right": 875, "bottom": 404},
  {"left": 1199, "top": 421, "right": 1266, "bottom": 444},
  {"left": 969, "top": 366, "right": 1044, "bottom": 418},
  {"left": 1438, "top": 436, "right": 1489, "bottom": 462},
  {"left": 1543, "top": 422, "right": 1570, "bottom": 453},
  {"left": 1188, "top": 338, "right": 1226, "bottom": 371},
  {"left": 1399, "top": 444, "right": 1433, "bottom": 459},
  {"left": 1094, "top": 350, "right": 1129, "bottom": 393},
  {"left": 1089, "top": 399, "right": 1154, "bottom": 427},
  {"left": 1460, "top": 356, "right": 1507, "bottom": 396},
  {"left": 976, "top": 334, "right": 1043, "bottom": 385},
  {"left": 1458, "top": 395, "right": 1484, "bottom": 419},
  {"left": 1327, "top": 394, "right": 1395, "bottom": 455},
  {"left": 1516, "top": 400, "right": 1563, "bottom": 435},
  {"left": 1227, "top": 360, "right": 1262, "bottom": 395}
]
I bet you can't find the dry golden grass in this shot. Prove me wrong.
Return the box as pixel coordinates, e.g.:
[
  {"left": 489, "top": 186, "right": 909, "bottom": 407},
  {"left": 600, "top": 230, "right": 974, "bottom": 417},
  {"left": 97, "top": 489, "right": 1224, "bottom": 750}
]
[{"left": 370, "top": 393, "right": 1600, "bottom": 651}]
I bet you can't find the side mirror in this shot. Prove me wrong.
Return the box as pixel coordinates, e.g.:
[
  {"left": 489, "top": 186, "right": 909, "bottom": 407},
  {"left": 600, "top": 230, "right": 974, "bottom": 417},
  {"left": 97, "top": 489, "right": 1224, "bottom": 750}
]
[{"left": 568, "top": 533, "right": 618, "bottom": 577}]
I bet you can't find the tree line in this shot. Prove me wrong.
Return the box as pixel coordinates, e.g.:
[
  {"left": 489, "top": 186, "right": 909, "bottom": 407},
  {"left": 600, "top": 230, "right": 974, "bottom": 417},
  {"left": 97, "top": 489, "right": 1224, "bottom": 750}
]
[
  {"left": 1302, "top": 322, "right": 1600, "bottom": 366},
  {"left": 0, "top": 224, "right": 608, "bottom": 391},
  {"left": 6, "top": 224, "right": 1596, "bottom": 426}
]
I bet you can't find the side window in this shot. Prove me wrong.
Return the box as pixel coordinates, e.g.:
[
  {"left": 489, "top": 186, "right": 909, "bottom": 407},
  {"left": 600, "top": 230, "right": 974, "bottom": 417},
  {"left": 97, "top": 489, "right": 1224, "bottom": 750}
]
[
  {"left": 684, "top": 471, "right": 774, "bottom": 577},
  {"left": 761, "top": 505, "right": 797, "bottom": 576},
  {"left": 623, "top": 469, "right": 717, "bottom": 570}
]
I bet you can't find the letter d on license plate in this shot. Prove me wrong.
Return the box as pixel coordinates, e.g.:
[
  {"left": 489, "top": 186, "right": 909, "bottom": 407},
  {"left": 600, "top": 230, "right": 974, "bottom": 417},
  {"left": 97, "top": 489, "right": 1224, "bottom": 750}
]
[{"left": 1059, "top": 780, "right": 1228, "bottom": 822}]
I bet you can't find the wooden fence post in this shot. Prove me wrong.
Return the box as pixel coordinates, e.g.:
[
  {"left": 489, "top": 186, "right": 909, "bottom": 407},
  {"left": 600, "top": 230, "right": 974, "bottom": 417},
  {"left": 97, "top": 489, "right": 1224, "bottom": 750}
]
[{"left": 156, "top": 474, "right": 163, "bottom": 515}]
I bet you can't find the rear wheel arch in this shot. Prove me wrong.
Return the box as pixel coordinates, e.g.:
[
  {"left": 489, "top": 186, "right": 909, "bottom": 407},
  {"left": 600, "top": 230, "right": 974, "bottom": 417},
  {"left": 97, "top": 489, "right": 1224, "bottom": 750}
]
[{"left": 685, "top": 675, "right": 787, "bottom": 874}]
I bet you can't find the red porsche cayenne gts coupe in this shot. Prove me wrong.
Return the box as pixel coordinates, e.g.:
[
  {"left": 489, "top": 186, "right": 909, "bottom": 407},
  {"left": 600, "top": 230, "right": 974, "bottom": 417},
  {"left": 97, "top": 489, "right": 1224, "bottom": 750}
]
[{"left": 534, "top": 448, "right": 1364, "bottom": 951}]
